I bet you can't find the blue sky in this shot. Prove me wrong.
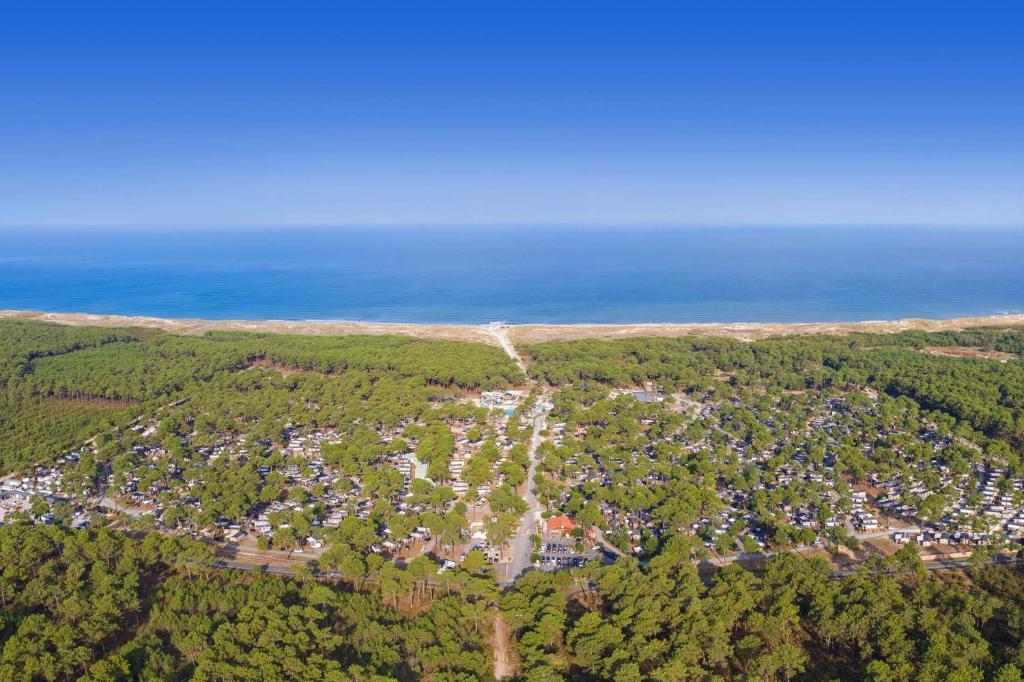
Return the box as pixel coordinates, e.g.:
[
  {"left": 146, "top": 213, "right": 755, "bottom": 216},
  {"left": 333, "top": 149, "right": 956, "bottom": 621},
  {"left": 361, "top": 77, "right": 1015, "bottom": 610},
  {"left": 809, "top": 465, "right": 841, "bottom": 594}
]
[{"left": 2, "top": 1, "right": 1022, "bottom": 227}]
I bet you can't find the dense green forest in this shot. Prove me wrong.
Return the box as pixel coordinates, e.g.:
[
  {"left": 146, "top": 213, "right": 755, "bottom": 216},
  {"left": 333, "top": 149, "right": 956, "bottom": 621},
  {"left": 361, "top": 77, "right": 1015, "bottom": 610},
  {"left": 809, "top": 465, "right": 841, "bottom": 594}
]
[
  {"left": 0, "top": 524, "right": 495, "bottom": 681},
  {"left": 501, "top": 545, "right": 1024, "bottom": 682},
  {"left": 1, "top": 523, "right": 1023, "bottom": 681},
  {"left": 0, "top": 320, "right": 523, "bottom": 473}
]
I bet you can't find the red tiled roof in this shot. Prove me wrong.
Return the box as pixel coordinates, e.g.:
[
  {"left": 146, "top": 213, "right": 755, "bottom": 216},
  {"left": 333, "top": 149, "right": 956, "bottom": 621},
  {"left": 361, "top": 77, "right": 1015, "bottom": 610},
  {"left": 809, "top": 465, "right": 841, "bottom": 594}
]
[{"left": 546, "top": 515, "right": 578, "bottom": 532}]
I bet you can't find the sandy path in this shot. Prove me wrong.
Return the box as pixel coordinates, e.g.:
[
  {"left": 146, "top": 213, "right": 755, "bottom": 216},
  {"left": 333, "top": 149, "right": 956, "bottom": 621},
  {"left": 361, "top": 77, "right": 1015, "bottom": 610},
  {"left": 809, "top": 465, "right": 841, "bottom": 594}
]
[
  {"left": 492, "top": 610, "right": 515, "bottom": 680},
  {"left": 485, "top": 324, "right": 528, "bottom": 371}
]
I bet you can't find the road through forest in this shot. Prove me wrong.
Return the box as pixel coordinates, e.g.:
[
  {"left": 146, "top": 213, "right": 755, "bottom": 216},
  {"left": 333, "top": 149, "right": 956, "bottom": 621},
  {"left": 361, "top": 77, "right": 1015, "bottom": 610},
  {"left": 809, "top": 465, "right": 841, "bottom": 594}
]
[{"left": 485, "top": 325, "right": 549, "bottom": 583}]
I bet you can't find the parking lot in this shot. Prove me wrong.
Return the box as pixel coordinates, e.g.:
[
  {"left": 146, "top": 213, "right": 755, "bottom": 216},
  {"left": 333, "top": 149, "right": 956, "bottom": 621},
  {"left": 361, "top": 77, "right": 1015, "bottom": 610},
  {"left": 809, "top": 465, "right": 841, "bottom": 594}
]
[
  {"left": 467, "top": 541, "right": 502, "bottom": 563},
  {"left": 537, "top": 536, "right": 591, "bottom": 569}
]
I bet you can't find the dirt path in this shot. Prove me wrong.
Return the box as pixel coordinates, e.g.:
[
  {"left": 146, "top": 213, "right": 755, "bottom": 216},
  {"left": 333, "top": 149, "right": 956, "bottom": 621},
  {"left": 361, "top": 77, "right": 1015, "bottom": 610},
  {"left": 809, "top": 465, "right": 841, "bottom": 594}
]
[
  {"left": 485, "top": 323, "right": 529, "bottom": 373},
  {"left": 492, "top": 610, "right": 516, "bottom": 680}
]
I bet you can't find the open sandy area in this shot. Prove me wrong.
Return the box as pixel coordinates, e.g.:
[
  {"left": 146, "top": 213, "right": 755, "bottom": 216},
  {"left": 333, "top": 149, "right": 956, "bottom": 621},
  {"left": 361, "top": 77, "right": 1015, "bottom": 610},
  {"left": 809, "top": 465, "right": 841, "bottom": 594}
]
[
  {"left": 507, "top": 314, "right": 1024, "bottom": 344},
  {"left": 0, "top": 310, "right": 497, "bottom": 344},
  {"left": 2, "top": 309, "right": 1023, "bottom": 347}
]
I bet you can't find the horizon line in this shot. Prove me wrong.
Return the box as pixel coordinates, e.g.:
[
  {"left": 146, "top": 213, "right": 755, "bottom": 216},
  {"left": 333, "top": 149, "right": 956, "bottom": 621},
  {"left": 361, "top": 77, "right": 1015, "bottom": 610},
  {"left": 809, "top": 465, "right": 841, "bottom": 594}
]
[{"left": 3, "top": 221, "right": 1024, "bottom": 232}]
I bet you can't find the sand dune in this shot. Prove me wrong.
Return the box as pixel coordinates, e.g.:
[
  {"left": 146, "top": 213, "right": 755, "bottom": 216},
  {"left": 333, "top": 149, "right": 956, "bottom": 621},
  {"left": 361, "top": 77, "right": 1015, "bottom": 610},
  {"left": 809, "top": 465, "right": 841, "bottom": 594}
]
[{"left": 2, "top": 309, "right": 1023, "bottom": 347}]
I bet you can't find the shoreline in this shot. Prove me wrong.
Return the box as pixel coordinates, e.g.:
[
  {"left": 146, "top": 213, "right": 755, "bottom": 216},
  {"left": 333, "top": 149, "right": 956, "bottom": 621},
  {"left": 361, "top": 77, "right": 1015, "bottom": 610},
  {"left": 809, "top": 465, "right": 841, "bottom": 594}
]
[{"left": 3, "top": 309, "right": 1024, "bottom": 346}]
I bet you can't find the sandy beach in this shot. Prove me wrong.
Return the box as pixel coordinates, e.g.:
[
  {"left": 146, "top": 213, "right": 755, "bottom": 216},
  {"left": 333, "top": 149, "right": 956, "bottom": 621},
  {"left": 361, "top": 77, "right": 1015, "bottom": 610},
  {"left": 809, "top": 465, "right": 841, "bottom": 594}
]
[{"left": 2, "top": 309, "right": 1023, "bottom": 347}]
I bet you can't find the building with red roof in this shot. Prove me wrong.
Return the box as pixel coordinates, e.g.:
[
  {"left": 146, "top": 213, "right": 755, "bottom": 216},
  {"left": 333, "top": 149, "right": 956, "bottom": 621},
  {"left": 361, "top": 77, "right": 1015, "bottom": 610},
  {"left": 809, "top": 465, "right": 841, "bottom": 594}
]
[{"left": 546, "top": 514, "right": 578, "bottom": 534}]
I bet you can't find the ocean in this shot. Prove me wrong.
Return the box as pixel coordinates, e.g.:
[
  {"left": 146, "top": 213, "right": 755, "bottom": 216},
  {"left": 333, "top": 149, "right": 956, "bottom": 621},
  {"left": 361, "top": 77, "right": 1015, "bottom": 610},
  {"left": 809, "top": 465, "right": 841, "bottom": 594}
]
[{"left": 1, "top": 226, "right": 1022, "bottom": 324}]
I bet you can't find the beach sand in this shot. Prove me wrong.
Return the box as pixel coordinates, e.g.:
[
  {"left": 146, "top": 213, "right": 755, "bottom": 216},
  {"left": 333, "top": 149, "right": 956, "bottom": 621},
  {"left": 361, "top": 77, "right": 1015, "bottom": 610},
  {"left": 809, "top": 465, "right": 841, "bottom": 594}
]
[
  {"left": 506, "top": 315, "right": 1024, "bottom": 344},
  {"left": 3, "top": 309, "right": 1023, "bottom": 347}
]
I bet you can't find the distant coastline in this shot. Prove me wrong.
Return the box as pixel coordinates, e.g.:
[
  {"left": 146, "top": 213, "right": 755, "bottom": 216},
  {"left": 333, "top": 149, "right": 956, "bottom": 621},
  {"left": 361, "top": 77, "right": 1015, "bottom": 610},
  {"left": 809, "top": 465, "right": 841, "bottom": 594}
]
[
  {"left": 4, "top": 227, "right": 1024, "bottom": 325},
  {"left": 3, "top": 309, "right": 1023, "bottom": 347}
]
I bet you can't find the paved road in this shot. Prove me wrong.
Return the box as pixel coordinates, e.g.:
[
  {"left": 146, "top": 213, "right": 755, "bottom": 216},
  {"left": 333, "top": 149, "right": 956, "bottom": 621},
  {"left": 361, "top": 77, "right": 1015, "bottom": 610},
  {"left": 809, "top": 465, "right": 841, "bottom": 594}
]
[
  {"left": 208, "top": 550, "right": 1022, "bottom": 587},
  {"left": 212, "top": 559, "right": 301, "bottom": 576},
  {"left": 485, "top": 322, "right": 552, "bottom": 583},
  {"left": 504, "top": 408, "right": 548, "bottom": 582},
  {"left": 832, "top": 552, "right": 1021, "bottom": 577},
  {"left": 591, "top": 526, "right": 626, "bottom": 558},
  {"left": 705, "top": 527, "right": 918, "bottom": 568}
]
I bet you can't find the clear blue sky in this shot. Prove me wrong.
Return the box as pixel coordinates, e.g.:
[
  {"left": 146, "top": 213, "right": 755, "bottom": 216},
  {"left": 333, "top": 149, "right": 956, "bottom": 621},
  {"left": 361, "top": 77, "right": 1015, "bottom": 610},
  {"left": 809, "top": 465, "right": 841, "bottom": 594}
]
[{"left": 2, "top": 1, "right": 1022, "bottom": 227}]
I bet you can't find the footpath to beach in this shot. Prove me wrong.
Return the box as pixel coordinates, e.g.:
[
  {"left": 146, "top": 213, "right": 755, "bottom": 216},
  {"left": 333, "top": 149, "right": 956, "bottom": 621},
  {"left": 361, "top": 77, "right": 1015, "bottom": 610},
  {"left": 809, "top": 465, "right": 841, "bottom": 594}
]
[{"left": 3, "top": 309, "right": 1024, "bottom": 346}]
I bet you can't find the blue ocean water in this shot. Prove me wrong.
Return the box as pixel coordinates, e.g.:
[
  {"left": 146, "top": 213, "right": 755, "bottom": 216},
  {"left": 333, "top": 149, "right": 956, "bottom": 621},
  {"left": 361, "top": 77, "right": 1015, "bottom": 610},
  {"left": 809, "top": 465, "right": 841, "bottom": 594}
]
[{"left": 0, "top": 226, "right": 1022, "bottom": 324}]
